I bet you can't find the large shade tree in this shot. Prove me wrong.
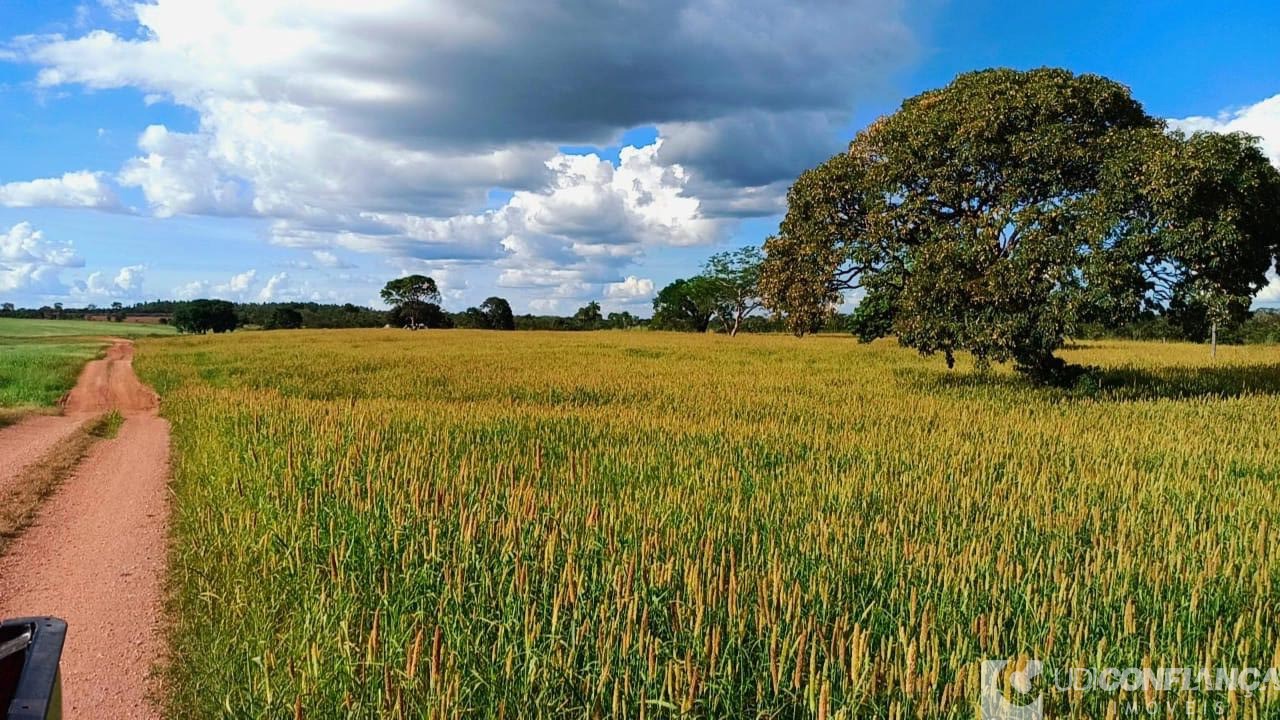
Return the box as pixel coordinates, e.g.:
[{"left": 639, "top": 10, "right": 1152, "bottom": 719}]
[
  {"left": 761, "top": 68, "right": 1280, "bottom": 383},
  {"left": 381, "top": 275, "right": 446, "bottom": 328},
  {"left": 173, "top": 299, "right": 238, "bottom": 334},
  {"left": 479, "top": 296, "right": 515, "bottom": 330}
]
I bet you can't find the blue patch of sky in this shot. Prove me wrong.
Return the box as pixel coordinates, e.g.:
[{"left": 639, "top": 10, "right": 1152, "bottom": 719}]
[
  {"left": 558, "top": 126, "right": 660, "bottom": 163},
  {"left": 0, "top": 1, "right": 199, "bottom": 183},
  {"left": 484, "top": 188, "right": 514, "bottom": 210},
  {"left": 850, "top": 0, "right": 1280, "bottom": 134}
]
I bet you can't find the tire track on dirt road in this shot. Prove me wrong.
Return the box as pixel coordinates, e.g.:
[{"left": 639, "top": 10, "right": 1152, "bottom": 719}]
[{"left": 0, "top": 339, "right": 169, "bottom": 719}]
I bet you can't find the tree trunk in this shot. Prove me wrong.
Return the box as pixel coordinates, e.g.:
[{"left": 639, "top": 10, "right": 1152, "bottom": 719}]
[{"left": 1013, "top": 350, "right": 1085, "bottom": 387}]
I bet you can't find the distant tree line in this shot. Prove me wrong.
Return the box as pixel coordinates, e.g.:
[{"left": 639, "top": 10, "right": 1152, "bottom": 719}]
[
  {"left": 0, "top": 300, "right": 133, "bottom": 322},
  {"left": 0, "top": 293, "right": 653, "bottom": 334},
  {"left": 4, "top": 266, "right": 1278, "bottom": 342},
  {"left": 377, "top": 278, "right": 644, "bottom": 332},
  {"left": 1074, "top": 308, "right": 1280, "bottom": 345}
]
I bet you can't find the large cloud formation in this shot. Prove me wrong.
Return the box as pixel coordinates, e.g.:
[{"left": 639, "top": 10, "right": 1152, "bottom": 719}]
[
  {"left": 8, "top": 0, "right": 914, "bottom": 305},
  {"left": 0, "top": 222, "right": 83, "bottom": 295},
  {"left": 0, "top": 221, "right": 148, "bottom": 300}
]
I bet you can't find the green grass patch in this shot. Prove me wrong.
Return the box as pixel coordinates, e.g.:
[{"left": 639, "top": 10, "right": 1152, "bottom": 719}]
[
  {"left": 90, "top": 410, "right": 125, "bottom": 439},
  {"left": 0, "top": 338, "right": 105, "bottom": 408}
]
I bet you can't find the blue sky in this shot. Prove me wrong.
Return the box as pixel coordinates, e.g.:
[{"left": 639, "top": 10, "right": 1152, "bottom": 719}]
[{"left": 1, "top": 0, "right": 1277, "bottom": 312}]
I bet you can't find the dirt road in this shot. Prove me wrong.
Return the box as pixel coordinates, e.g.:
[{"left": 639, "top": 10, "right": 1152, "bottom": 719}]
[
  {"left": 0, "top": 340, "right": 169, "bottom": 719},
  {"left": 60, "top": 340, "right": 159, "bottom": 415},
  {"left": 0, "top": 415, "right": 84, "bottom": 498}
]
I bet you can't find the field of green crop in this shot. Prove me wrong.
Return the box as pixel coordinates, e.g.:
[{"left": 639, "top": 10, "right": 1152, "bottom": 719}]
[
  {"left": 137, "top": 330, "right": 1280, "bottom": 718},
  {"left": 0, "top": 339, "right": 103, "bottom": 409},
  {"left": 0, "top": 317, "right": 175, "bottom": 338}
]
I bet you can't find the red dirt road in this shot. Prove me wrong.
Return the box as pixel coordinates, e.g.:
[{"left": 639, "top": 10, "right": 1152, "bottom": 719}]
[
  {"left": 61, "top": 339, "right": 159, "bottom": 415},
  {"left": 0, "top": 415, "right": 83, "bottom": 498},
  {"left": 0, "top": 340, "right": 169, "bottom": 719}
]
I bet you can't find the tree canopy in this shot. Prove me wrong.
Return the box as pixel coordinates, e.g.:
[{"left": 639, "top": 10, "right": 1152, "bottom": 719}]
[
  {"left": 456, "top": 296, "right": 516, "bottom": 330},
  {"left": 761, "top": 67, "right": 1280, "bottom": 382},
  {"left": 651, "top": 277, "right": 719, "bottom": 332},
  {"left": 265, "top": 306, "right": 304, "bottom": 330},
  {"left": 380, "top": 275, "right": 440, "bottom": 306},
  {"left": 381, "top": 275, "right": 446, "bottom": 328},
  {"left": 480, "top": 297, "right": 516, "bottom": 330},
  {"left": 388, "top": 300, "right": 452, "bottom": 329},
  {"left": 563, "top": 301, "right": 610, "bottom": 330},
  {"left": 173, "top": 299, "right": 238, "bottom": 334}
]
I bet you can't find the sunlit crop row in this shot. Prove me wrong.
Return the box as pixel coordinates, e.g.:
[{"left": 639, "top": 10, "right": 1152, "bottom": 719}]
[{"left": 136, "top": 330, "right": 1280, "bottom": 718}]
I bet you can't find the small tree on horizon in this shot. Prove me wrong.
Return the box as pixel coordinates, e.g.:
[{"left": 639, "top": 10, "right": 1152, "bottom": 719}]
[
  {"left": 381, "top": 275, "right": 443, "bottom": 328},
  {"left": 173, "top": 299, "right": 238, "bottom": 334},
  {"left": 266, "top": 305, "right": 304, "bottom": 330},
  {"left": 573, "top": 301, "right": 603, "bottom": 329},
  {"left": 480, "top": 296, "right": 516, "bottom": 330}
]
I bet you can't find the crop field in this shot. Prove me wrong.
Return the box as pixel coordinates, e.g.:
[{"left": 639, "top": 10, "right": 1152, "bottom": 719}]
[
  {"left": 0, "top": 317, "right": 176, "bottom": 338},
  {"left": 136, "top": 330, "right": 1280, "bottom": 718}
]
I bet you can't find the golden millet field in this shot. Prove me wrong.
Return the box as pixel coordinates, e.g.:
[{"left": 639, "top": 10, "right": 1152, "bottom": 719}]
[{"left": 136, "top": 330, "right": 1280, "bottom": 719}]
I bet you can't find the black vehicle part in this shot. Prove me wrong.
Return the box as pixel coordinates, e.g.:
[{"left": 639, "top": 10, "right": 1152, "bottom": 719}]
[{"left": 0, "top": 618, "right": 65, "bottom": 720}]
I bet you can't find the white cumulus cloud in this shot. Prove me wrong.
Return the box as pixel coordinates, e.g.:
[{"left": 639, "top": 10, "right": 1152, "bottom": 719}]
[
  {"left": 0, "top": 171, "right": 120, "bottom": 210},
  {"left": 311, "top": 250, "right": 354, "bottom": 269},
  {"left": 257, "top": 272, "right": 290, "bottom": 301},
  {"left": 1170, "top": 93, "right": 1280, "bottom": 167},
  {"left": 1258, "top": 268, "right": 1280, "bottom": 304},
  {"left": 74, "top": 263, "right": 146, "bottom": 299},
  {"left": 215, "top": 269, "right": 257, "bottom": 297},
  {"left": 605, "top": 276, "right": 655, "bottom": 300},
  {"left": 0, "top": 222, "right": 84, "bottom": 294}
]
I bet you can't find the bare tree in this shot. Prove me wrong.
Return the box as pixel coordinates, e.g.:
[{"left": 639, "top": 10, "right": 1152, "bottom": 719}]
[{"left": 704, "top": 247, "right": 764, "bottom": 336}]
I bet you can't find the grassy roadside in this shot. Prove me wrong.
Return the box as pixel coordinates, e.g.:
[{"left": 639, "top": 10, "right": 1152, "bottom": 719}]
[
  {"left": 0, "top": 412, "right": 117, "bottom": 554},
  {"left": 0, "top": 338, "right": 106, "bottom": 408}
]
